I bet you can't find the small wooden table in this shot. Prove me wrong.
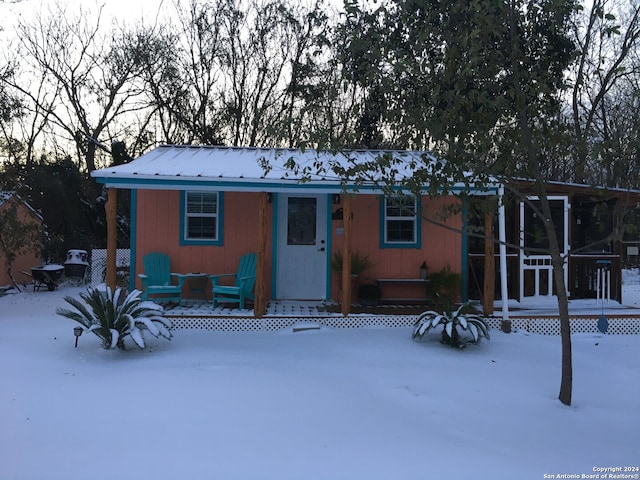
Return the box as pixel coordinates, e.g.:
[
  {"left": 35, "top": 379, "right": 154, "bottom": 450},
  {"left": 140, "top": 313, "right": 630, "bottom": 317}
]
[
  {"left": 376, "top": 278, "right": 428, "bottom": 304},
  {"left": 185, "top": 273, "right": 209, "bottom": 300}
]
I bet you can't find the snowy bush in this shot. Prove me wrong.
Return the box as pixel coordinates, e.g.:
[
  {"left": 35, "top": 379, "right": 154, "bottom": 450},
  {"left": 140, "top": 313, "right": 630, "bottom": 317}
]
[
  {"left": 412, "top": 302, "right": 490, "bottom": 348},
  {"left": 56, "top": 287, "right": 172, "bottom": 350}
]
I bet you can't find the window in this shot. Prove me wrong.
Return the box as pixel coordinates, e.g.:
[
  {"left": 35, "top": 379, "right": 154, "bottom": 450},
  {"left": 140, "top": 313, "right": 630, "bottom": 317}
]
[
  {"left": 381, "top": 195, "right": 420, "bottom": 248},
  {"left": 287, "top": 197, "right": 317, "bottom": 245},
  {"left": 181, "top": 191, "right": 223, "bottom": 245}
]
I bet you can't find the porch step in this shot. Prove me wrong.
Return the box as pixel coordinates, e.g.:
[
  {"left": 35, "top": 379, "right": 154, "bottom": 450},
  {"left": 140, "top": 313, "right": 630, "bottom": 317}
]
[{"left": 292, "top": 322, "right": 321, "bottom": 332}]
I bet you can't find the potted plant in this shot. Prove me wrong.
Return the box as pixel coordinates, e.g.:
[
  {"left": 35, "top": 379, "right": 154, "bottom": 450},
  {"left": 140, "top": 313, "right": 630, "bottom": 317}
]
[
  {"left": 330, "top": 251, "right": 372, "bottom": 277},
  {"left": 331, "top": 251, "right": 373, "bottom": 305}
]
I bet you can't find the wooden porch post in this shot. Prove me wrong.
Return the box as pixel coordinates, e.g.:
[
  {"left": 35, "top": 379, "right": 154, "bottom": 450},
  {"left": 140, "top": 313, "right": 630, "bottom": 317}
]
[
  {"left": 341, "top": 194, "right": 352, "bottom": 316},
  {"left": 483, "top": 208, "right": 495, "bottom": 315},
  {"left": 254, "top": 192, "right": 268, "bottom": 317},
  {"left": 105, "top": 187, "right": 118, "bottom": 290}
]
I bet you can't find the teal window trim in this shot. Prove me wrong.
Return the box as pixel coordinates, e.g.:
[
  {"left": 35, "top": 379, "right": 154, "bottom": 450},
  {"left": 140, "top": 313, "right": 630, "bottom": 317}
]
[
  {"left": 380, "top": 195, "right": 422, "bottom": 249},
  {"left": 180, "top": 191, "right": 224, "bottom": 246}
]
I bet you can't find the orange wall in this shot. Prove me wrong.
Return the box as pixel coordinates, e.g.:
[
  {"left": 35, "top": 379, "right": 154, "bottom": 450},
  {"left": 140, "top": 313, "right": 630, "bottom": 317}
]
[
  {"left": 0, "top": 200, "right": 42, "bottom": 286},
  {"left": 135, "top": 190, "right": 462, "bottom": 301},
  {"left": 329, "top": 195, "right": 463, "bottom": 299},
  {"left": 135, "top": 190, "right": 273, "bottom": 299}
]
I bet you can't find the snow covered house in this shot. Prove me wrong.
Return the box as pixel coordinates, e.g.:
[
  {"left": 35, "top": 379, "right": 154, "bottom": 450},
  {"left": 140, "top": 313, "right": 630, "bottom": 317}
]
[
  {"left": 91, "top": 146, "right": 503, "bottom": 315},
  {"left": 0, "top": 191, "right": 43, "bottom": 287},
  {"left": 90, "top": 145, "right": 634, "bottom": 316}
]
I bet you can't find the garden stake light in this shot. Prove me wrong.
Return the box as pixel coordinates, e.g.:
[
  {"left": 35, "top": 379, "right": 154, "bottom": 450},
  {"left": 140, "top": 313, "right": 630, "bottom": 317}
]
[{"left": 73, "top": 327, "right": 83, "bottom": 347}]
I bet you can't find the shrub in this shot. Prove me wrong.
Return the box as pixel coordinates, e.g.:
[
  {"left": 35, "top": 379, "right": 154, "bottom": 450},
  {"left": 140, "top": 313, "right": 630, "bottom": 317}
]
[
  {"left": 56, "top": 287, "right": 172, "bottom": 349},
  {"left": 427, "top": 265, "right": 461, "bottom": 312},
  {"left": 413, "top": 302, "right": 490, "bottom": 348},
  {"left": 331, "top": 251, "right": 372, "bottom": 276}
]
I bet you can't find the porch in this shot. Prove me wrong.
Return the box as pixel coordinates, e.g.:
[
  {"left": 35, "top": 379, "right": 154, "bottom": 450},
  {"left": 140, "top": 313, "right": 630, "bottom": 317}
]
[{"left": 162, "top": 299, "right": 640, "bottom": 335}]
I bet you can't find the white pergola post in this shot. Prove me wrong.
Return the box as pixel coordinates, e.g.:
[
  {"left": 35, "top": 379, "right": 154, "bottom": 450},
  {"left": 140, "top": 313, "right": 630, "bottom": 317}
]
[{"left": 498, "top": 186, "right": 509, "bottom": 321}]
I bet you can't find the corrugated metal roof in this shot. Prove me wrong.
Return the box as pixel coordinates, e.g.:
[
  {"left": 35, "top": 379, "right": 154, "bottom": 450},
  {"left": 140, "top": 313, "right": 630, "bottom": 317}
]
[{"left": 91, "top": 145, "right": 464, "bottom": 193}]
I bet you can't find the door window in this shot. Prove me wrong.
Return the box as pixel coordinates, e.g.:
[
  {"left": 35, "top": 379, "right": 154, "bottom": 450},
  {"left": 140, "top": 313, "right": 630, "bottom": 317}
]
[{"left": 287, "top": 197, "right": 317, "bottom": 245}]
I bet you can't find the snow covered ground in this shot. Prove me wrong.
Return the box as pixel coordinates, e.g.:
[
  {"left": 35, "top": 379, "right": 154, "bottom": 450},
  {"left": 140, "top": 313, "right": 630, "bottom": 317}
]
[{"left": 1, "top": 278, "right": 639, "bottom": 480}]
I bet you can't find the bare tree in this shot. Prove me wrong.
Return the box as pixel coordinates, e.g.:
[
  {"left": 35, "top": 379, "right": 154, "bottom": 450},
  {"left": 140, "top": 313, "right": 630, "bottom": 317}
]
[
  {"left": 217, "top": 0, "right": 331, "bottom": 146},
  {"left": 136, "top": 0, "right": 334, "bottom": 148},
  {"left": 8, "top": 2, "right": 148, "bottom": 171},
  {"left": 569, "top": 0, "right": 640, "bottom": 184},
  {"left": 137, "top": 0, "right": 226, "bottom": 145}
]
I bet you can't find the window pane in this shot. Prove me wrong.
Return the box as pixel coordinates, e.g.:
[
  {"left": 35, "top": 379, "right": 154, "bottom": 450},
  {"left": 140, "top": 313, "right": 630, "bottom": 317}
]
[
  {"left": 287, "top": 197, "right": 316, "bottom": 245},
  {"left": 186, "top": 192, "right": 217, "bottom": 214},
  {"left": 387, "top": 220, "right": 415, "bottom": 242},
  {"left": 523, "top": 199, "right": 564, "bottom": 254},
  {"left": 387, "top": 201, "right": 402, "bottom": 217},
  {"left": 201, "top": 193, "right": 217, "bottom": 213},
  {"left": 186, "top": 193, "right": 201, "bottom": 214},
  {"left": 188, "top": 217, "right": 217, "bottom": 239},
  {"left": 387, "top": 197, "right": 415, "bottom": 217}
]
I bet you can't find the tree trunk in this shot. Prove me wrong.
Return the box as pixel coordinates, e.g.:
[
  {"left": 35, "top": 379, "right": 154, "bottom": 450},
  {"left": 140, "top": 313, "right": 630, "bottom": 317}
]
[
  {"left": 8, "top": 268, "right": 22, "bottom": 292},
  {"left": 85, "top": 137, "right": 97, "bottom": 173},
  {"left": 538, "top": 193, "right": 573, "bottom": 406},
  {"left": 507, "top": 0, "right": 573, "bottom": 406},
  {"left": 551, "top": 249, "right": 572, "bottom": 405}
]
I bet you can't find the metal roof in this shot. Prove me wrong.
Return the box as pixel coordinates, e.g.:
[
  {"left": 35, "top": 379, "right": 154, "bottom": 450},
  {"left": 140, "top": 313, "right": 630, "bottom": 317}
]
[{"left": 90, "top": 145, "right": 498, "bottom": 194}]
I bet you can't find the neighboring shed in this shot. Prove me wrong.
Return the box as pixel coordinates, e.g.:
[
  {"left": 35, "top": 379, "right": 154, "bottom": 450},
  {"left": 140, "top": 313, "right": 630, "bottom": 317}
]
[
  {"left": 467, "top": 181, "right": 640, "bottom": 308},
  {"left": 0, "top": 192, "right": 43, "bottom": 287}
]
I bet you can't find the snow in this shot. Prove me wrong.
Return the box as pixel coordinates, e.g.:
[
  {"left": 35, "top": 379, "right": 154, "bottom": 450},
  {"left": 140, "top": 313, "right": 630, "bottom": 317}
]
[
  {"left": 1, "top": 281, "right": 639, "bottom": 480},
  {"left": 36, "top": 264, "right": 64, "bottom": 271},
  {"left": 91, "top": 146, "right": 497, "bottom": 195}
]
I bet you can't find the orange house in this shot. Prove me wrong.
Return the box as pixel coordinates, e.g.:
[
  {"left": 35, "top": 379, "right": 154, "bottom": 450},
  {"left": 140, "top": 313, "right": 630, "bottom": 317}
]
[
  {"left": 0, "top": 192, "right": 43, "bottom": 286},
  {"left": 91, "top": 146, "right": 502, "bottom": 314}
]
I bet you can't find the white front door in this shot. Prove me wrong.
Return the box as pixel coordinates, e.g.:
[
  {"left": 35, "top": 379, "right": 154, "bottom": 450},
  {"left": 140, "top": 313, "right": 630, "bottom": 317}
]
[{"left": 276, "top": 194, "right": 328, "bottom": 299}]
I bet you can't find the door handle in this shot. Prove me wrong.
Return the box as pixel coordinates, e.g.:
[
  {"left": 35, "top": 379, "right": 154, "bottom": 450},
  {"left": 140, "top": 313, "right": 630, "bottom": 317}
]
[{"left": 318, "top": 247, "right": 325, "bottom": 251}]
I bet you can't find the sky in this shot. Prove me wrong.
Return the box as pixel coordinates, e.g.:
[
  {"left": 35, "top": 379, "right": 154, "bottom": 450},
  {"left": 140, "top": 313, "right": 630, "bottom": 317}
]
[{"left": 1, "top": 0, "right": 169, "bottom": 28}]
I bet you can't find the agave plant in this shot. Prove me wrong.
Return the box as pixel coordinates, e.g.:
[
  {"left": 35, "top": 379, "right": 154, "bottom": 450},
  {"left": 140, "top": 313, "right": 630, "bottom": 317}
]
[
  {"left": 56, "top": 287, "right": 172, "bottom": 349},
  {"left": 412, "top": 302, "right": 490, "bottom": 348}
]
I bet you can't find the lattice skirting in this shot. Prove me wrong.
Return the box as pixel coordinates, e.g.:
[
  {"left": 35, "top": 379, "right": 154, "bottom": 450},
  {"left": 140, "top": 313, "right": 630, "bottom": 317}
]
[
  {"left": 167, "top": 314, "right": 640, "bottom": 335},
  {"left": 90, "top": 248, "right": 131, "bottom": 287},
  {"left": 486, "top": 316, "right": 640, "bottom": 335},
  {"left": 168, "top": 315, "right": 418, "bottom": 332}
]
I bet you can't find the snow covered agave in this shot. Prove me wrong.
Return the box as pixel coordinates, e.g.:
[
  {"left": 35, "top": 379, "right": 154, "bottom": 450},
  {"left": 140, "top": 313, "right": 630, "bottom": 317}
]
[
  {"left": 56, "top": 287, "right": 172, "bottom": 350},
  {"left": 412, "top": 302, "right": 490, "bottom": 348}
]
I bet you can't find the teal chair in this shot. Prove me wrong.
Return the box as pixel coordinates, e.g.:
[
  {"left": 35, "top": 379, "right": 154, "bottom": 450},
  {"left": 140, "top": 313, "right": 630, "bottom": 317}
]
[
  {"left": 210, "top": 253, "right": 257, "bottom": 310},
  {"left": 138, "top": 252, "right": 186, "bottom": 305}
]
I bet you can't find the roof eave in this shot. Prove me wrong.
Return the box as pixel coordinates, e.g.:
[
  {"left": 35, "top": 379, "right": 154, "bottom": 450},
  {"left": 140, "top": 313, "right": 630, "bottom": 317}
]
[{"left": 92, "top": 173, "right": 501, "bottom": 195}]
